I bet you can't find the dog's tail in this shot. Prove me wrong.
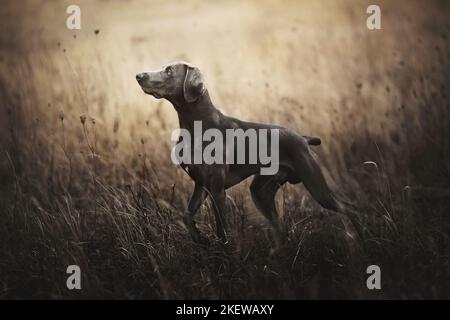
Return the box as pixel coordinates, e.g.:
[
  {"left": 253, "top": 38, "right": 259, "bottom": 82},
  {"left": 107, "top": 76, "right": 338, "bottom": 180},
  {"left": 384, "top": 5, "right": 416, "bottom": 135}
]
[{"left": 303, "top": 135, "right": 321, "bottom": 146}]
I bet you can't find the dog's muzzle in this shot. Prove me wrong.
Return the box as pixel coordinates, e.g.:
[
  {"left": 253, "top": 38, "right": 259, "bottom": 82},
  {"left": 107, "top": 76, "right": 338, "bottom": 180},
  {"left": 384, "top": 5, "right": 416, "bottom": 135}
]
[{"left": 136, "top": 73, "right": 149, "bottom": 83}]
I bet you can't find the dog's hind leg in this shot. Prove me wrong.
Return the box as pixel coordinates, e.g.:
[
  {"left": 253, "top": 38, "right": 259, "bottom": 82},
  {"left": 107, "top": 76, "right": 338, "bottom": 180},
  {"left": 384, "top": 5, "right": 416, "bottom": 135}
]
[
  {"left": 250, "top": 173, "right": 288, "bottom": 246},
  {"left": 293, "top": 143, "right": 341, "bottom": 212},
  {"left": 183, "top": 183, "right": 208, "bottom": 244},
  {"left": 292, "top": 143, "right": 365, "bottom": 240}
]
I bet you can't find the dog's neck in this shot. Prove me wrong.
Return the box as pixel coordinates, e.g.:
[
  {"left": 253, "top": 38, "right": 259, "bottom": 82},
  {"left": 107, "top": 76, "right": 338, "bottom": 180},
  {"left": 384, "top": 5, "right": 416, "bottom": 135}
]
[{"left": 169, "top": 90, "right": 223, "bottom": 130}]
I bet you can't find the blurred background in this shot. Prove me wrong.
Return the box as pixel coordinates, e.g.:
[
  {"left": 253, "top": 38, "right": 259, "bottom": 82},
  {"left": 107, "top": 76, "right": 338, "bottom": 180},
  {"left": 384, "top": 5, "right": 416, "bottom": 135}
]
[{"left": 0, "top": 0, "right": 448, "bottom": 299}]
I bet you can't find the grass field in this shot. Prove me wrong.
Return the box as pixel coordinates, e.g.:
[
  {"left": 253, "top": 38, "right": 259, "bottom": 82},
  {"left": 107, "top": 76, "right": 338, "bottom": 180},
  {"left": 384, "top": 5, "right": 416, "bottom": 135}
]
[{"left": 0, "top": 0, "right": 449, "bottom": 298}]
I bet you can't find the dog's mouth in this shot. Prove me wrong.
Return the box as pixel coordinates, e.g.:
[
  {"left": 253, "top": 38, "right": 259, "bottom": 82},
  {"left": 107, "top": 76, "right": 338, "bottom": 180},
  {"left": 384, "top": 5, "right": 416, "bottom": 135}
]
[{"left": 140, "top": 86, "right": 162, "bottom": 98}]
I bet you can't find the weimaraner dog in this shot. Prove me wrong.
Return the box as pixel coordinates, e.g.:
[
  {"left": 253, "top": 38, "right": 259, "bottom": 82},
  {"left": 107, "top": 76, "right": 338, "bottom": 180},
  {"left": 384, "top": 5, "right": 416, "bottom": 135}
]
[{"left": 136, "top": 61, "right": 344, "bottom": 245}]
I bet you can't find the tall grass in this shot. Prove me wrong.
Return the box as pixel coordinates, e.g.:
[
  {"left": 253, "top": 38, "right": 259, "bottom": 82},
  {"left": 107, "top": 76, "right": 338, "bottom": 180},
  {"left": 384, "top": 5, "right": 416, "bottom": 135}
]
[{"left": 0, "top": 0, "right": 449, "bottom": 298}]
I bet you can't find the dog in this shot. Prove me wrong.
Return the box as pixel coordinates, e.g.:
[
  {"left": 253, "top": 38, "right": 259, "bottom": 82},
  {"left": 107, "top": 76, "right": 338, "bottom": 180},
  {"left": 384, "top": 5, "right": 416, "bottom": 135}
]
[{"left": 136, "top": 61, "right": 343, "bottom": 245}]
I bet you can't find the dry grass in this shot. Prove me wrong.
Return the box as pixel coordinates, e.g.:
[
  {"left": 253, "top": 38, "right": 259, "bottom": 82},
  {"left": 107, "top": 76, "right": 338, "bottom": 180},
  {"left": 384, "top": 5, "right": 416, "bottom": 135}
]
[{"left": 0, "top": 0, "right": 449, "bottom": 298}]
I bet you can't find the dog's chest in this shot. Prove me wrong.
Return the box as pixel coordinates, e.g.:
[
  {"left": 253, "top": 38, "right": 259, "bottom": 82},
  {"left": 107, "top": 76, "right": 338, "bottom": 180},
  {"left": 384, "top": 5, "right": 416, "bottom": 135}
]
[
  {"left": 180, "top": 162, "right": 222, "bottom": 184},
  {"left": 180, "top": 163, "right": 201, "bottom": 181}
]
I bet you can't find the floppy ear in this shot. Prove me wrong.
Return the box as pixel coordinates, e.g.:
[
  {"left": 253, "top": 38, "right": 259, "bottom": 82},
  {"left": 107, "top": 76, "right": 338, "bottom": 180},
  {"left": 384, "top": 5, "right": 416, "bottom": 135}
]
[{"left": 183, "top": 66, "right": 206, "bottom": 103}]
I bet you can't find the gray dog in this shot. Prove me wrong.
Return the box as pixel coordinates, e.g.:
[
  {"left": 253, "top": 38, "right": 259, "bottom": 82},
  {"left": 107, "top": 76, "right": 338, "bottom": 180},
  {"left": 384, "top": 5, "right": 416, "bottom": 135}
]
[{"left": 136, "top": 61, "right": 344, "bottom": 245}]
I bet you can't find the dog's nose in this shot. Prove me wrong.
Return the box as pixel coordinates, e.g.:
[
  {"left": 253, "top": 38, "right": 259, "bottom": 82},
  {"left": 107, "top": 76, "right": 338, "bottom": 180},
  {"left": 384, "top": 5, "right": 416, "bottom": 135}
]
[{"left": 136, "top": 73, "right": 148, "bottom": 82}]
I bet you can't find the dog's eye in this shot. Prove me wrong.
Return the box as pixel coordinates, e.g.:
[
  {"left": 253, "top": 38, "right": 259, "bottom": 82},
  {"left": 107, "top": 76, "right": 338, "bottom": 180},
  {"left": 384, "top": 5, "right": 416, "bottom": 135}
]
[{"left": 165, "top": 66, "right": 172, "bottom": 76}]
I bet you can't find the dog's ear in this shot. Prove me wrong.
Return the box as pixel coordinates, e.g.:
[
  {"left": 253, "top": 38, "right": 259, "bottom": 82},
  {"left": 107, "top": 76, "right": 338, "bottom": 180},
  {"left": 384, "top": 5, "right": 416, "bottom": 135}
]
[{"left": 183, "top": 65, "right": 206, "bottom": 103}]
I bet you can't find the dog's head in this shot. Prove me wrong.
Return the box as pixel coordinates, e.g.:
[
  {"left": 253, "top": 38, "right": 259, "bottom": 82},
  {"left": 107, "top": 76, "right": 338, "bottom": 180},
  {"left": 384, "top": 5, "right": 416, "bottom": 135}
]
[{"left": 136, "top": 61, "right": 206, "bottom": 103}]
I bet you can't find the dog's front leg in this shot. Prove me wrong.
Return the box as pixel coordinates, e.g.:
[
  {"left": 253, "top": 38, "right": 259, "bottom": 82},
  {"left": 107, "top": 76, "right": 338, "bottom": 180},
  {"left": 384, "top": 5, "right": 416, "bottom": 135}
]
[
  {"left": 210, "top": 189, "right": 227, "bottom": 243},
  {"left": 183, "top": 183, "right": 208, "bottom": 244},
  {"left": 206, "top": 174, "right": 228, "bottom": 243}
]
